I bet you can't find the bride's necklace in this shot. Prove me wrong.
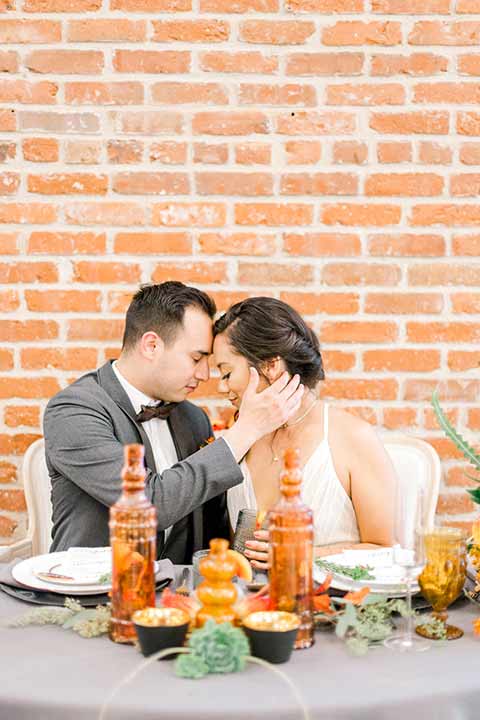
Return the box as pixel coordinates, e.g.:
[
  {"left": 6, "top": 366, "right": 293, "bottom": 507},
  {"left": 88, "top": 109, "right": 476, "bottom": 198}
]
[{"left": 271, "top": 396, "right": 318, "bottom": 463}]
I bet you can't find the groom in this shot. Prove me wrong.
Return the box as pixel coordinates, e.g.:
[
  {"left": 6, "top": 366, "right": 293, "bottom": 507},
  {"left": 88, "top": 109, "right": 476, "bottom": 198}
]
[{"left": 43, "top": 282, "right": 304, "bottom": 563}]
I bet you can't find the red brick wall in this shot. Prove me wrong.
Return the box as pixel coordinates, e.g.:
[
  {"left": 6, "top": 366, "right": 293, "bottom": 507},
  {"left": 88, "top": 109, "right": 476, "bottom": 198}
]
[{"left": 1, "top": 0, "right": 479, "bottom": 542}]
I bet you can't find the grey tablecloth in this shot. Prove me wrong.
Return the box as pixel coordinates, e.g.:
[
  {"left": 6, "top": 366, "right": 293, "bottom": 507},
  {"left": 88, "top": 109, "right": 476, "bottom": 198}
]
[{"left": 1, "top": 572, "right": 480, "bottom": 720}]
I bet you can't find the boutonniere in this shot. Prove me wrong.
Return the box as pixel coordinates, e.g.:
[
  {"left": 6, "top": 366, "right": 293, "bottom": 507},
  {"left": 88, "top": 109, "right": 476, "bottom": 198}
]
[{"left": 199, "top": 436, "right": 215, "bottom": 450}]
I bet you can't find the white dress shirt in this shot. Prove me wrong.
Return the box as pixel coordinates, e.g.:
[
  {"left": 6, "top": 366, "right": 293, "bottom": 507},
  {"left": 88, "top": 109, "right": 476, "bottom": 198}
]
[{"left": 112, "top": 361, "right": 177, "bottom": 539}]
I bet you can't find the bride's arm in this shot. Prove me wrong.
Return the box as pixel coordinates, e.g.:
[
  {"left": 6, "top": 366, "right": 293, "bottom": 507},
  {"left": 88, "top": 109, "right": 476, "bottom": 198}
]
[{"left": 343, "top": 419, "right": 396, "bottom": 549}]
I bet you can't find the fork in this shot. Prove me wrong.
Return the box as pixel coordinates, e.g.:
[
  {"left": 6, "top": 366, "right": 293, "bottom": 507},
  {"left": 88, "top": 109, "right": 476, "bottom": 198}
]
[{"left": 176, "top": 567, "right": 191, "bottom": 596}]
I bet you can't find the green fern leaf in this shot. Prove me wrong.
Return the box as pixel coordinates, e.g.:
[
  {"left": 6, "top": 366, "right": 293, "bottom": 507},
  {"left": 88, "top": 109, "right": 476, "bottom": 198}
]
[
  {"left": 467, "top": 487, "right": 480, "bottom": 505},
  {"left": 465, "top": 472, "right": 480, "bottom": 484},
  {"left": 432, "top": 390, "right": 480, "bottom": 472}
]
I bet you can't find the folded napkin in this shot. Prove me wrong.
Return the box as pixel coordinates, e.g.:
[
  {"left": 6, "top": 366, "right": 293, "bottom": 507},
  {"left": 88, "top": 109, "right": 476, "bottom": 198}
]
[
  {"left": 63, "top": 546, "right": 112, "bottom": 582},
  {"left": 0, "top": 557, "right": 175, "bottom": 607},
  {"left": 340, "top": 547, "right": 395, "bottom": 567}
]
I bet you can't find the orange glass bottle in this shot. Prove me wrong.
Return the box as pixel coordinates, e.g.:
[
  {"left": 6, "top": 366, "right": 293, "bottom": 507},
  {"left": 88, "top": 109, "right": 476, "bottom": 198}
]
[
  {"left": 268, "top": 447, "right": 314, "bottom": 649},
  {"left": 196, "top": 538, "right": 237, "bottom": 627},
  {"left": 109, "top": 444, "right": 157, "bottom": 644}
]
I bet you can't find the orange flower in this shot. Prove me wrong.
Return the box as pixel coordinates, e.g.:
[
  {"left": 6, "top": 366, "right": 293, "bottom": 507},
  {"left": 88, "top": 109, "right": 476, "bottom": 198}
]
[
  {"left": 313, "top": 594, "right": 334, "bottom": 614},
  {"left": 343, "top": 587, "right": 370, "bottom": 605},
  {"left": 473, "top": 618, "right": 480, "bottom": 636},
  {"left": 235, "top": 593, "right": 272, "bottom": 619},
  {"left": 199, "top": 436, "right": 215, "bottom": 449},
  {"left": 314, "top": 573, "right": 333, "bottom": 595},
  {"left": 212, "top": 422, "right": 226, "bottom": 432},
  {"left": 160, "top": 587, "right": 200, "bottom": 622}
]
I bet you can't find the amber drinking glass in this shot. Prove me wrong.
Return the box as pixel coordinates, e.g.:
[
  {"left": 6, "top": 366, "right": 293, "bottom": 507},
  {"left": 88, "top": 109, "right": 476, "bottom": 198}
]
[
  {"left": 416, "top": 527, "right": 467, "bottom": 640},
  {"left": 232, "top": 508, "right": 269, "bottom": 587}
]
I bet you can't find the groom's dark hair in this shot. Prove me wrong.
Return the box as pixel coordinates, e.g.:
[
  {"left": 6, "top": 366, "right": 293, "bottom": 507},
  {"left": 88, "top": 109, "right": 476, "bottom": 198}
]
[
  {"left": 122, "top": 282, "right": 216, "bottom": 350},
  {"left": 214, "top": 297, "right": 324, "bottom": 389}
]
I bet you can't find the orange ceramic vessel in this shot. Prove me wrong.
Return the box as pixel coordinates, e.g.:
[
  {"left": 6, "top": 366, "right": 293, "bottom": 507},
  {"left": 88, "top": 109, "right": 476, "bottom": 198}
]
[{"left": 196, "top": 538, "right": 238, "bottom": 627}]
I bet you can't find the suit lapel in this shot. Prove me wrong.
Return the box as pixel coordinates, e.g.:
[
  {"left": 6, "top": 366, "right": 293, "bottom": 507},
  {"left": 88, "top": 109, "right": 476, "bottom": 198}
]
[
  {"left": 97, "top": 361, "right": 157, "bottom": 473},
  {"left": 97, "top": 361, "right": 165, "bottom": 556},
  {"left": 167, "top": 409, "right": 193, "bottom": 462},
  {"left": 167, "top": 407, "right": 204, "bottom": 554}
]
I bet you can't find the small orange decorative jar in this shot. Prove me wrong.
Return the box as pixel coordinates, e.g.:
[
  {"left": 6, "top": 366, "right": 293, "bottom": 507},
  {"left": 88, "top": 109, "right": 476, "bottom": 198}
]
[{"left": 196, "top": 538, "right": 237, "bottom": 627}]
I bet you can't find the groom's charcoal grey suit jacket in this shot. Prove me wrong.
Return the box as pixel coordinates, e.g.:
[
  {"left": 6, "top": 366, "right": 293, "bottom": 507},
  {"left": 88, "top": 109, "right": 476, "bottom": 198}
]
[{"left": 43, "top": 361, "right": 243, "bottom": 563}]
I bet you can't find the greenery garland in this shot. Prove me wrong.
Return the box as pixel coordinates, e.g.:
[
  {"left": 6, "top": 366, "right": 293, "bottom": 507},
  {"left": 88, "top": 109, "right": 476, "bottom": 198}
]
[{"left": 6, "top": 597, "right": 111, "bottom": 638}]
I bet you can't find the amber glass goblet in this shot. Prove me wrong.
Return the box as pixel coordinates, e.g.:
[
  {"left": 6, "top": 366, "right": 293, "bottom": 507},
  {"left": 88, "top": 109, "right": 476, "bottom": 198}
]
[{"left": 416, "top": 527, "right": 467, "bottom": 641}]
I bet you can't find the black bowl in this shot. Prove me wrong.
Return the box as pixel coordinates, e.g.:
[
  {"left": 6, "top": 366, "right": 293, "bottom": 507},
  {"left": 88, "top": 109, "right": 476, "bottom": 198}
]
[
  {"left": 132, "top": 608, "right": 189, "bottom": 659},
  {"left": 243, "top": 611, "right": 300, "bottom": 664}
]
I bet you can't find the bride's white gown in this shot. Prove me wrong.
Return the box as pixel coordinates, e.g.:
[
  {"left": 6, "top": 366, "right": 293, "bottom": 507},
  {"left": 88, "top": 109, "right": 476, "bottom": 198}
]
[{"left": 227, "top": 403, "right": 361, "bottom": 546}]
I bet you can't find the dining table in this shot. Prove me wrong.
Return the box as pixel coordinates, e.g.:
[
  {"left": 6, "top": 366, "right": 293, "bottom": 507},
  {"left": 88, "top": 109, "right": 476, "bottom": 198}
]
[{"left": 1, "top": 565, "right": 480, "bottom": 720}]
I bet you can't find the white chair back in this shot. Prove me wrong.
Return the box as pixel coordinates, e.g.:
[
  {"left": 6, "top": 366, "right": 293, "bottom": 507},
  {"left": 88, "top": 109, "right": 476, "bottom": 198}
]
[
  {"left": 22, "top": 438, "right": 52, "bottom": 556},
  {"left": 381, "top": 432, "right": 441, "bottom": 545}
]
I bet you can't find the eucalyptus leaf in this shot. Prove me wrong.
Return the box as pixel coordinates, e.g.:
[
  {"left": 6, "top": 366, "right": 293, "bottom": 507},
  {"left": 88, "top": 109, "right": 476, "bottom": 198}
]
[
  {"left": 335, "top": 601, "right": 357, "bottom": 638},
  {"left": 361, "top": 594, "right": 385, "bottom": 605},
  {"left": 323, "top": 594, "right": 414, "bottom": 655},
  {"left": 389, "top": 599, "right": 411, "bottom": 617},
  {"left": 357, "top": 620, "right": 391, "bottom": 642},
  {"left": 335, "top": 613, "right": 350, "bottom": 639}
]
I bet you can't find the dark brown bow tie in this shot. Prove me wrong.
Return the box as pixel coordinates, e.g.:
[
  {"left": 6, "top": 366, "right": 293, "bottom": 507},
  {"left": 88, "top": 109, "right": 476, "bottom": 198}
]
[{"left": 135, "top": 402, "right": 177, "bottom": 423}]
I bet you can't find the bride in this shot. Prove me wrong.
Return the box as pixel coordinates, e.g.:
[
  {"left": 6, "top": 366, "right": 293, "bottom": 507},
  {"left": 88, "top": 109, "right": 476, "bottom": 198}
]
[{"left": 213, "top": 296, "right": 395, "bottom": 570}]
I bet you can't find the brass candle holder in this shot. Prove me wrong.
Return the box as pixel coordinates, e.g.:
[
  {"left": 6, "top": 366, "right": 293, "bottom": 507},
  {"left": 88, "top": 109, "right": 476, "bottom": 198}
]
[
  {"left": 132, "top": 607, "right": 189, "bottom": 657},
  {"left": 243, "top": 611, "right": 300, "bottom": 663}
]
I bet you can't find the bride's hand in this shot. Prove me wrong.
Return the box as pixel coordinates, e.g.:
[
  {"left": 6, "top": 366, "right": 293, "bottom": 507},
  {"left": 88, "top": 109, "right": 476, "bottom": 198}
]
[{"left": 245, "top": 530, "right": 270, "bottom": 570}]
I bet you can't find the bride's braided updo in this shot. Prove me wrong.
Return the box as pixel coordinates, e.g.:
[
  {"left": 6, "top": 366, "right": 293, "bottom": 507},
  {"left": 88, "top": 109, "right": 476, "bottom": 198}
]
[{"left": 213, "top": 297, "right": 324, "bottom": 389}]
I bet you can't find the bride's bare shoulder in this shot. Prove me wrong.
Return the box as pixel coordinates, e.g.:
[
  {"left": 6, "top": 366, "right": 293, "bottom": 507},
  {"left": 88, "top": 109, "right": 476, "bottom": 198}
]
[{"left": 328, "top": 405, "right": 377, "bottom": 444}]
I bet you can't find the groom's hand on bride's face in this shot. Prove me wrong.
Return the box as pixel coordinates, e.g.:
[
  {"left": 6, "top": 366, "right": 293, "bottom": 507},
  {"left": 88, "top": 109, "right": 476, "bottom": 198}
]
[
  {"left": 245, "top": 529, "right": 269, "bottom": 570},
  {"left": 222, "top": 367, "right": 304, "bottom": 461},
  {"left": 238, "top": 367, "right": 304, "bottom": 438}
]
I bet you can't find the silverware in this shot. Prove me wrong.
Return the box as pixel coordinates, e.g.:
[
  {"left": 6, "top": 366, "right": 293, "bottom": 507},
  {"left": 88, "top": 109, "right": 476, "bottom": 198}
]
[{"left": 176, "top": 567, "right": 191, "bottom": 596}]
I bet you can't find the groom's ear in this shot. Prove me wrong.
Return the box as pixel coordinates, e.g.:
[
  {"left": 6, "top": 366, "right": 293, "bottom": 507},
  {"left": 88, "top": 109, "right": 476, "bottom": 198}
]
[
  {"left": 140, "top": 331, "right": 164, "bottom": 360},
  {"left": 261, "top": 356, "right": 286, "bottom": 384}
]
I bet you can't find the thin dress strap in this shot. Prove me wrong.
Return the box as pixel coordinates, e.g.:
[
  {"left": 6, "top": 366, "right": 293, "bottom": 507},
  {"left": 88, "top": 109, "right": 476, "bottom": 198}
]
[{"left": 323, "top": 402, "right": 329, "bottom": 441}]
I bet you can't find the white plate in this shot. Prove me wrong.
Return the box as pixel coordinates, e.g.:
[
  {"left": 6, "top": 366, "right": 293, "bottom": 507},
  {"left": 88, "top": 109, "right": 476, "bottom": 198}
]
[
  {"left": 12, "top": 552, "right": 159, "bottom": 596},
  {"left": 313, "top": 548, "right": 420, "bottom": 597}
]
